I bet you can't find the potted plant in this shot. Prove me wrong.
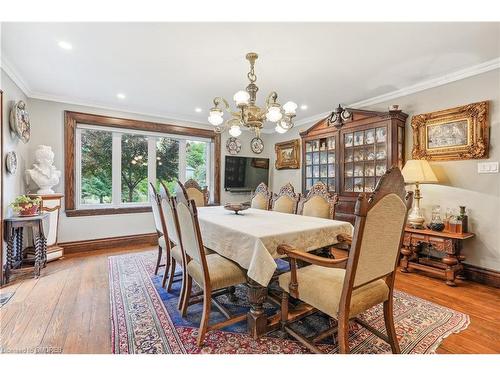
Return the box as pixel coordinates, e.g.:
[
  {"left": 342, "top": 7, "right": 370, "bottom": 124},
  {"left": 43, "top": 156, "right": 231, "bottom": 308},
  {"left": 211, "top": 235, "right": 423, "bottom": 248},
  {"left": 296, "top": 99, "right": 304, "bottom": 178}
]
[{"left": 10, "top": 195, "right": 41, "bottom": 216}]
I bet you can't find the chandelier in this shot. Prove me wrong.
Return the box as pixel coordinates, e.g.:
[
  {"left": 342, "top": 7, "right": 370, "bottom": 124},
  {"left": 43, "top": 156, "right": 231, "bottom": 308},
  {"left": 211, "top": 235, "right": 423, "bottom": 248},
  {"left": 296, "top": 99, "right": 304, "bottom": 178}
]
[{"left": 207, "top": 52, "right": 298, "bottom": 137}]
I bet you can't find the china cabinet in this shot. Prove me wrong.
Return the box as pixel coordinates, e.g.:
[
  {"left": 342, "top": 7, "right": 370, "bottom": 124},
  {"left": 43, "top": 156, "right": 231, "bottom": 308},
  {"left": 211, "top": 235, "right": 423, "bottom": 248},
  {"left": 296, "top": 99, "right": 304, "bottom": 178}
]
[{"left": 300, "top": 108, "right": 407, "bottom": 223}]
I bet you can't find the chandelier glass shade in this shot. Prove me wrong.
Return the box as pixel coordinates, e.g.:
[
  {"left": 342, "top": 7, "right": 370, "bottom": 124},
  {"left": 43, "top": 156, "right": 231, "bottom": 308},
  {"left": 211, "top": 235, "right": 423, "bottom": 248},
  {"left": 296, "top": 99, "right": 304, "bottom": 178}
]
[{"left": 208, "top": 52, "right": 297, "bottom": 136}]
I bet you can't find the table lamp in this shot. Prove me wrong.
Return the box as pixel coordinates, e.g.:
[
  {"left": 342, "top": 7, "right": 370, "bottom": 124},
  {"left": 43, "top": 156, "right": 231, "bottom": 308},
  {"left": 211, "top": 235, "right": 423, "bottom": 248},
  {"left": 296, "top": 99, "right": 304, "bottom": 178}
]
[{"left": 401, "top": 159, "right": 438, "bottom": 228}]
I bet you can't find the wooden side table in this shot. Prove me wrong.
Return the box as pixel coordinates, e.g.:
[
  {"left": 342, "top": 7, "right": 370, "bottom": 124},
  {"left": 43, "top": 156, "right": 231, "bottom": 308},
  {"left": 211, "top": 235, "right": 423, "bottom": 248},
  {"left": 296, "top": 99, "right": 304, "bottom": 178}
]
[
  {"left": 400, "top": 227, "right": 475, "bottom": 286},
  {"left": 3, "top": 214, "right": 48, "bottom": 284}
]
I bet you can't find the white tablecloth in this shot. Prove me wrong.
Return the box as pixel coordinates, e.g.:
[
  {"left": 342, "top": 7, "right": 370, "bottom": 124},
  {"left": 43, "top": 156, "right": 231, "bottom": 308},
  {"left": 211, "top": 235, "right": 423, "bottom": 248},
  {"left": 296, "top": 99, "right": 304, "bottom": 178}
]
[{"left": 197, "top": 206, "right": 353, "bottom": 286}]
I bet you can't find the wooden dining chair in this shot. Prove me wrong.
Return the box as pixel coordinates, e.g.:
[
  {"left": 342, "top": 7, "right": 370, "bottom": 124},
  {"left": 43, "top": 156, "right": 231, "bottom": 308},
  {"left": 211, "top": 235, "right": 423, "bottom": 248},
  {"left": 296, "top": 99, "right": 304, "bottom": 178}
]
[
  {"left": 148, "top": 183, "right": 167, "bottom": 275},
  {"left": 297, "top": 181, "right": 338, "bottom": 220},
  {"left": 183, "top": 178, "right": 209, "bottom": 207},
  {"left": 251, "top": 182, "right": 271, "bottom": 210},
  {"left": 277, "top": 167, "right": 413, "bottom": 354},
  {"left": 175, "top": 191, "right": 248, "bottom": 347},
  {"left": 158, "top": 182, "right": 185, "bottom": 303},
  {"left": 271, "top": 183, "right": 300, "bottom": 214}
]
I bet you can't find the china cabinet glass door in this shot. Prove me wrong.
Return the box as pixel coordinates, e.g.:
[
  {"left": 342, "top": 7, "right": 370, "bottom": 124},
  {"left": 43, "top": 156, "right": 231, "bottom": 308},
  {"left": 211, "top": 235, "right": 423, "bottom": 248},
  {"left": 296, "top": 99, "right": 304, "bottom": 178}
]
[
  {"left": 305, "top": 136, "right": 336, "bottom": 192},
  {"left": 343, "top": 126, "right": 387, "bottom": 193}
]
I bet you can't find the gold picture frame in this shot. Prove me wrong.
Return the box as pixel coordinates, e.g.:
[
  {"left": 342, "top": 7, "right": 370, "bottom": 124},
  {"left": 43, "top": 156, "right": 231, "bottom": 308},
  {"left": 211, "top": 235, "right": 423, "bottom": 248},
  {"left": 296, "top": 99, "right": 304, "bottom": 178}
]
[
  {"left": 275, "top": 139, "right": 300, "bottom": 169},
  {"left": 411, "top": 101, "right": 489, "bottom": 161}
]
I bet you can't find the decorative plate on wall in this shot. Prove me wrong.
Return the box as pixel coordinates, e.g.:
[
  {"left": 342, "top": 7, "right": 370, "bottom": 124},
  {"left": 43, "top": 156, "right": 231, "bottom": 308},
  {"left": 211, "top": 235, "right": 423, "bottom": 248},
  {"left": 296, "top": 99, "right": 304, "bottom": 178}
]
[
  {"left": 251, "top": 137, "right": 264, "bottom": 154},
  {"left": 5, "top": 151, "right": 18, "bottom": 175},
  {"left": 226, "top": 137, "right": 242, "bottom": 155},
  {"left": 10, "top": 100, "right": 31, "bottom": 143}
]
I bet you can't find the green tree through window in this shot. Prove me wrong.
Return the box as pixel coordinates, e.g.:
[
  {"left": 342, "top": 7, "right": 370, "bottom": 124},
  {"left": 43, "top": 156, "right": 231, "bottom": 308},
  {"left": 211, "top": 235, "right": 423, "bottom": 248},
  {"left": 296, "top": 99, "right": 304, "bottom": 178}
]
[{"left": 81, "top": 129, "right": 112, "bottom": 204}]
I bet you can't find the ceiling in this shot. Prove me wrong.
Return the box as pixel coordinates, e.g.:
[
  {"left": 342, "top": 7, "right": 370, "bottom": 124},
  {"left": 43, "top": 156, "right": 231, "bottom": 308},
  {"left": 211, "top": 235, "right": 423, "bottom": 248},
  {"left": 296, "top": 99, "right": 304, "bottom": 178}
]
[{"left": 1, "top": 22, "right": 499, "bottom": 129}]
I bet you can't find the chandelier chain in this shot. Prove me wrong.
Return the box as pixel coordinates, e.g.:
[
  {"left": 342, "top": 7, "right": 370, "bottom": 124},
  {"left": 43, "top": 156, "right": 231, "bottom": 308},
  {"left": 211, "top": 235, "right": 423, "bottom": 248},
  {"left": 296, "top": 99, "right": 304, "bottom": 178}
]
[{"left": 247, "top": 62, "right": 257, "bottom": 83}]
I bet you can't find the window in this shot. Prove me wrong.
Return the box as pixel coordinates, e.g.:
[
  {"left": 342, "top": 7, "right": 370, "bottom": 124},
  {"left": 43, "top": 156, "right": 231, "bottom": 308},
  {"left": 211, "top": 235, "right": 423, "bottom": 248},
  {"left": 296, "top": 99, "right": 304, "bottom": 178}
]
[
  {"left": 65, "top": 112, "right": 220, "bottom": 216},
  {"left": 80, "top": 128, "right": 112, "bottom": 204}
]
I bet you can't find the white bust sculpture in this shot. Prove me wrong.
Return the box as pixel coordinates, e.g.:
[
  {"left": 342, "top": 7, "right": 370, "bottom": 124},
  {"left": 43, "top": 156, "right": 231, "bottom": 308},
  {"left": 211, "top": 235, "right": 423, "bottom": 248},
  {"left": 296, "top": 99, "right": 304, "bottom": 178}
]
[{"left": 26, "top": 145, "right": 61, "bottom": 194}]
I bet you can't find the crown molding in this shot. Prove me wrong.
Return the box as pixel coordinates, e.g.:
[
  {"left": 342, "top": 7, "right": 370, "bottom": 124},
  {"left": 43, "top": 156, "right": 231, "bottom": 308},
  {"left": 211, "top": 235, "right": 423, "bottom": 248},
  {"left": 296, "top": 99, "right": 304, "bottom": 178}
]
[
  {"left": 1, "top": 55, "right": 32, "bottom": 97},
  {"left": 294, "top": 57, "right": 500, "bottom": 128}
]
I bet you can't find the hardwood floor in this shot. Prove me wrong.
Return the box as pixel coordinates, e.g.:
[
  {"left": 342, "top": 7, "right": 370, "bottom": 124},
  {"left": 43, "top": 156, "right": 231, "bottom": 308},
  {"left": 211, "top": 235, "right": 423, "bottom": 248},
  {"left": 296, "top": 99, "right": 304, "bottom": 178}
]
[{"left": 1, "top": 245, "right": 499, "bottom": 354}]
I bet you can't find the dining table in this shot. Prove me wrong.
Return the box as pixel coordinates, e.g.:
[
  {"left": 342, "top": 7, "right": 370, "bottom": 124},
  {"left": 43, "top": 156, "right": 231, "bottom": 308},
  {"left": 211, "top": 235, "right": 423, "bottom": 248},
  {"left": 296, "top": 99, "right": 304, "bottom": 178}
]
[{"left": 197, "top": 206, "right": 354, "bottom": 338}]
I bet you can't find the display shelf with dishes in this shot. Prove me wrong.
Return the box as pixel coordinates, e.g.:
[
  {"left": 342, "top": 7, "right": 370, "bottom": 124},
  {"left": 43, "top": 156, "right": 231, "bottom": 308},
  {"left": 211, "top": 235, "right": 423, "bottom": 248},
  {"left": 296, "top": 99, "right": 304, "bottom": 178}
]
[
  {"left": 303, "top": 136, "right": 336, "bottom": 193},
  {"left": 342, "top": 126, "right": 390, "bottom": 194}
]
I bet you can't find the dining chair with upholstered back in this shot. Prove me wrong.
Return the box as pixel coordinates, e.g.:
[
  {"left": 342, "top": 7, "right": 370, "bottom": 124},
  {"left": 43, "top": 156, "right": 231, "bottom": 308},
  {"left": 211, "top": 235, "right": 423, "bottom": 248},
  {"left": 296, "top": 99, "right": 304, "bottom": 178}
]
[
  {"left": 271, "top": 183, "right": 300, "bottom": 214},
  {"left": 148, "top": 183, "right": 167, "bottom": 275},
  {"left": 158, "top": 182, "right": 186, "bottom": 305},
  {"left": 183, "top": 178, "right": 209, "bottom": 207},
  {"left": 175, "top": 190, "right": 248, "bottom": 347},
  {"left": 298, "top": 181, "right": 338, "bottom": 220},
  {"left": 251, "top": 182, "right": 271, "bottom": 210},
  {"left": 277, "top": 167, "right": 413, "bottom": 354}
]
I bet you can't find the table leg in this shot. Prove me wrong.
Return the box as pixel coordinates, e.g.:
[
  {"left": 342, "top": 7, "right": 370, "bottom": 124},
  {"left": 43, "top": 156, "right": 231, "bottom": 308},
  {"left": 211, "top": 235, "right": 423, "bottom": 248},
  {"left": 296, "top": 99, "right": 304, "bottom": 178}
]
[
  {"left": 4, "top": 225, "right": 15, "bottom": 284},
  {"left": 39, "top": 221, "right": 48, "bottom": 268},
  {"left": 32, "top": 225, "right": 42, "bottom": 278},
  {"left": 443, "top": 254, "right": 459, "bottom": 286},
  {"left": 15, "top": 227, "right": 23, "bottom": 263},
  {"left": 443, "top": 239, "right": 459, "bottom": 287},
  {"left": 400, "top": 245, "right": 412, "bottom": 273},
  {"left": 247, "top": 278, "right": 268, "bottom": 338}
]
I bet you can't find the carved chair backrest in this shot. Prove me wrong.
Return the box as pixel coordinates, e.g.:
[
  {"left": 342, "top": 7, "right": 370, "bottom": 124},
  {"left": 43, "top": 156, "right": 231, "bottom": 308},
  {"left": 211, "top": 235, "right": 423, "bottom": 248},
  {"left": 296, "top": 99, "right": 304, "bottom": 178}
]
[
  {"left": 298, "top": 181, "right": 338, "bottom": 220},
  {"left": 175, "top": 188, "right": 211, "bottom": 287},
  {"left": 251, "top": 182, "right": 271, "bottom": 210},
  {"left": 340, "top": 167, "right": 413, "bottom": 312},
  {"left": 184, "top": 178, "right": 209, "bottom": 207},
  {"left": 272, "top": 183, "right": 300, "bottom": 214},
  {"left": 148, "top": 183, "right": 165, "bottom": 236},
  {"left": 159, "top": 182, "right": 179, "bottom": 245}
]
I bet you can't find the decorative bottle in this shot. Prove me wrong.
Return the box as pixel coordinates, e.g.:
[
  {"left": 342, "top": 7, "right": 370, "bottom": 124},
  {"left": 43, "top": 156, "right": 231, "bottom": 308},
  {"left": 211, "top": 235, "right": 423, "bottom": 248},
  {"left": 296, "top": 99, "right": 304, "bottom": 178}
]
[{"left": 458, "top": 206, "right": 468, "bottom": 233}]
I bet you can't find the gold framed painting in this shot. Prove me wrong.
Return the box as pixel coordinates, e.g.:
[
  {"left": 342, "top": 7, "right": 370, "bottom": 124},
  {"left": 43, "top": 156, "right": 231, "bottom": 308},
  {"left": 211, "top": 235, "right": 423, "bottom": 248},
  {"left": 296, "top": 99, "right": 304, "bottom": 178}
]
[
  {"left": 275, "top": 139, "right": 300, "bottom": 169},
  {"left": 411, "top": 101, "right": 489, "bottom": 161}
]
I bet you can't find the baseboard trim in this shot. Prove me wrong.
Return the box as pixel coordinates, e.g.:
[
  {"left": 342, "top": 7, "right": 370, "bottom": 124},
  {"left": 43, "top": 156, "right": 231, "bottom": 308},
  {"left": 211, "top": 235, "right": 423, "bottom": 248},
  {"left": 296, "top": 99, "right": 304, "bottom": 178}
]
[
  {"left": 463, "top": 263, "right": 500, "bottom": 288},
  {"left": 60, "top": 233, "right": 158, "bottom": 255}
]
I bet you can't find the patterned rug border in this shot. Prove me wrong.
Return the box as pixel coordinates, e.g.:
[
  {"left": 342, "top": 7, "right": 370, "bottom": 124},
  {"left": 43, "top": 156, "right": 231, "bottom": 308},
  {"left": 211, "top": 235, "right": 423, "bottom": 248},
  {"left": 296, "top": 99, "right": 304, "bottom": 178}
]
[{"left": 108, "top": 251, "right": 470, "bottom": 354}]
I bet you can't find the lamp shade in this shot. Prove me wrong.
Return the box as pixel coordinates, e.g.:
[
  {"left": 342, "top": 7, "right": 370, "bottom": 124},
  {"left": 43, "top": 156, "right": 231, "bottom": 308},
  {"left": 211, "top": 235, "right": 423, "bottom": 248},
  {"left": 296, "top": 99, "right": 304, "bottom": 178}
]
[{"left": 401, "top": 160, "right": 438, "bottom": 184}]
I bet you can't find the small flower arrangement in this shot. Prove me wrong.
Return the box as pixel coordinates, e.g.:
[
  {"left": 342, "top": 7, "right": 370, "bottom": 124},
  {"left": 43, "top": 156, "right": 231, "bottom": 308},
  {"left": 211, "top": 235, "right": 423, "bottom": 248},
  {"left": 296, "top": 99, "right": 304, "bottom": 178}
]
[{"left": 10, "top": 195, "right": 41, "bottom": 216}]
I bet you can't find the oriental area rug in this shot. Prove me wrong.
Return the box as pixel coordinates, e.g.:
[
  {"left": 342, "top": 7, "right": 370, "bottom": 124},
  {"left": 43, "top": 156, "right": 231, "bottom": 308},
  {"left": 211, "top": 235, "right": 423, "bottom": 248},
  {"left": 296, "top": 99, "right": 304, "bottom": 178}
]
[{"left": 109, "top": 251, "right": 469, "bottom": 354}]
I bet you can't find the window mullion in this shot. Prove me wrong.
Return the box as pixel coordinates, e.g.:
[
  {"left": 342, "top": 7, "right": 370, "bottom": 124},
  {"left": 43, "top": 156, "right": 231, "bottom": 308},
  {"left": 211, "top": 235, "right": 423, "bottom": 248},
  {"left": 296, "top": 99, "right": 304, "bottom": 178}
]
[
  {"left": 147, "top": 137, "right": 157, "bottom": 197},
  {"left": 112, "top": 133, "right": 122, "bottom": 206}
]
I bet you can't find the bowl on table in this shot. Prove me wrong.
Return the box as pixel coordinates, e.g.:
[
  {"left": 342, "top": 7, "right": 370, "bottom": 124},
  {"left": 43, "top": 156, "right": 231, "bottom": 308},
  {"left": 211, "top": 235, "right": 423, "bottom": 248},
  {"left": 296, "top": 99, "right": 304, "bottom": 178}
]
[{"left": 224, "top": 202, "right": 250, "bottom": 215}]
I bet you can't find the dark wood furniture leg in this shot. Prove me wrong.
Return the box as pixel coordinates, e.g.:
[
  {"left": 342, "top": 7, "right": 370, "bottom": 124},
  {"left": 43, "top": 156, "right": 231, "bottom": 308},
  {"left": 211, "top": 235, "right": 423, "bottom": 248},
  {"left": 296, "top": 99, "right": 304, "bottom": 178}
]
[
  {"left": 247, "top": 278, "right": 268, "bottom": 338},
  {"left": 4, "top": 223, "right": 15, "bottom": 284},
  {"left": 32, "top": 224, "right": 42, "bottom": 277}
]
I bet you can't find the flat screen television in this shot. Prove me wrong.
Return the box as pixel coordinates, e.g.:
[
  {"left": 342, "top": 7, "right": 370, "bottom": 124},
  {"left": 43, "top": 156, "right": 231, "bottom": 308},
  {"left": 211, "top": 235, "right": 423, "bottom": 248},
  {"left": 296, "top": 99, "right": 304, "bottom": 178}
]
[{"left": 224, "top": 156, "right": 269, "bottom": 192}]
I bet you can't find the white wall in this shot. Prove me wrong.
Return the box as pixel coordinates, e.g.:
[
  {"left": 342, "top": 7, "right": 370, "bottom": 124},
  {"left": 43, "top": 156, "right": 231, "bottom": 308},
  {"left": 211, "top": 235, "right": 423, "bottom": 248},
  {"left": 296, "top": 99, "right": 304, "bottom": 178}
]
[
  {"left": 1, "top": 69, "right": 30, "bottom": 219},
  {"left": 268, "top": 69, "right": 500, "bottom": 271},
  {"left": 26, "top": 98, "right": 273, "bottom": 242}
]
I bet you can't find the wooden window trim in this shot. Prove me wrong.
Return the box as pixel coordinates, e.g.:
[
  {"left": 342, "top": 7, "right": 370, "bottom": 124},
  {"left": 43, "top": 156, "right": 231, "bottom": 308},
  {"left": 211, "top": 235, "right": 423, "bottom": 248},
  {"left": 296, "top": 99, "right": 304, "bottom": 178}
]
[{"left": 64, "top": 111, "right": 221, "bottom": 217}]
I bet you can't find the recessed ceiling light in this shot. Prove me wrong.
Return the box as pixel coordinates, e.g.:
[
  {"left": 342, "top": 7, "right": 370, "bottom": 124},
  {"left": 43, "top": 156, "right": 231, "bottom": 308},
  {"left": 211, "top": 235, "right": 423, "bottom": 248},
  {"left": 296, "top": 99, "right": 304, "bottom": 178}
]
[
  {"left": 117, "top": 93, "right": 126, "bottom": 99},
  {"left": 58, "top": 41, "right": 73, "bottom": 50},
  {"left": 195, "top": 107, "right": 202, "bottom": 113},
  {"left": 300, "top": 104, "right": 308, "bottom": 110}
]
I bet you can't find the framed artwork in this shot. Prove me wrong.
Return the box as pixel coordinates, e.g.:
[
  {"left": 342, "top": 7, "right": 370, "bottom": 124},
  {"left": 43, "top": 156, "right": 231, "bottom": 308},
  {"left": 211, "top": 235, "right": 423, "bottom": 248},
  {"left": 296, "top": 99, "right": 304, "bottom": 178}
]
[
  {"left": 411, "top": 101, "right": 489, "bottom": 161},
  {"left": 275, "top": 139, "right": 300, "bottom": 170}
]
